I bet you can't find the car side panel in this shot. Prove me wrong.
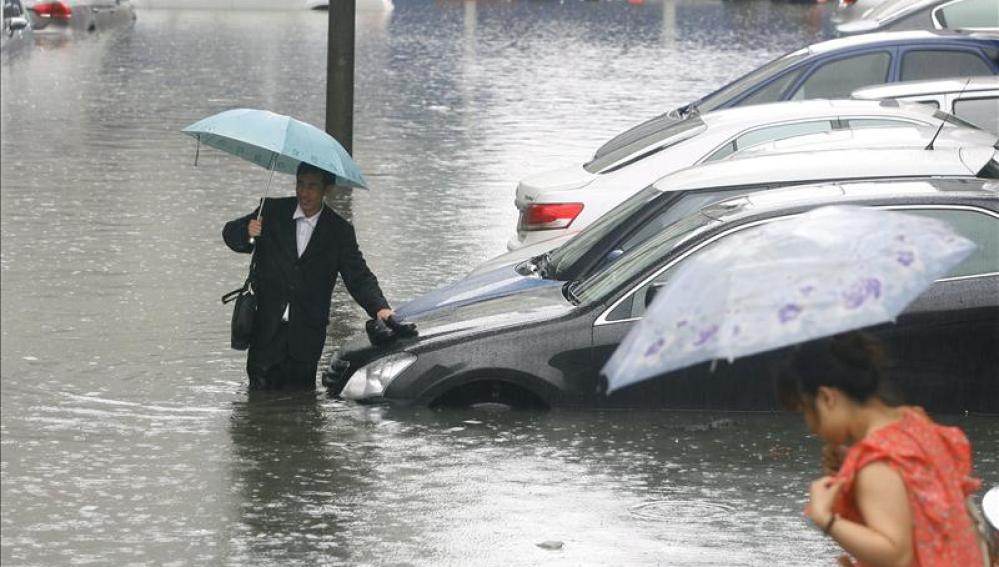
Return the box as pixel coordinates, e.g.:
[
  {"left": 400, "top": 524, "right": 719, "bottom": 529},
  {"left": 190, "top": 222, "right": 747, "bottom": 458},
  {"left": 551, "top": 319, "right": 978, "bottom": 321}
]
[{"left": 383, "top": 312, "right": 596, "bottom": 407}]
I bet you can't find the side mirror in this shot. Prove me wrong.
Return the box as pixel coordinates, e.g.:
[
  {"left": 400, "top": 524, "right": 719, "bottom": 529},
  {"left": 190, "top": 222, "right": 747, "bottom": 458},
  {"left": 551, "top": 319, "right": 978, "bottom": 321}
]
[
  {"left": 644, "top": 282, "right": 667, "bottom": 309},
  {"left": 9, "top": 16, "right": 29, "bottom": 31}
]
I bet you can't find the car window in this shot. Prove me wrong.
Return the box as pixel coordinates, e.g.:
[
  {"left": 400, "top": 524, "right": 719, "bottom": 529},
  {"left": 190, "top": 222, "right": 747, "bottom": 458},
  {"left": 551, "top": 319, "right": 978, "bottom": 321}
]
[
  {"left": 900, "top": 208, "right": 999, "bottom": 278},
  {"left": 790, "top": 53, "right": 891, "bottom": 101},
  {"left": 933, "top": 0, "right": 999, "bottom": 29},
  {"left": 575, "top": 212, "right": 721, "bottom": 305},
  {"left": 604, "top": 218, "right": 780, "bottom": 321},
  {"left": 842, "top": 118, "right": 921, "bottom": 129},
  {"left": 705, "top": 121, "right": 834, "bottom": 162},
  {"left": 739, "top": 69, "right": 805, "bottom": 106},
  {"left": 952, "top": 97, "right": 999, "bottom": 132},
  {"left": 550, "top": 185, "right": 664, "bottom": 278},
  {"left": 593, "top": 187, "right": 762, "bottom": 277},
  {"left": 900, "top": 50, "right": 994, "bottom": 82},
  {"left": 697, "top": 51, "right": 810, "bottom": 114}
]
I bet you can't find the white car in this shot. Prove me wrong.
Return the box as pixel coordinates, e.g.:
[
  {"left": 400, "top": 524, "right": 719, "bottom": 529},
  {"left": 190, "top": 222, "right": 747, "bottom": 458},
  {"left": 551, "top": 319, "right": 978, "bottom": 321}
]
[
  {"left": 470, "top": 141, "right": 998, "bottom": 278},
  {"left": 730, "top": 122, "right": 997, "bottom": 158},
  {"left": 508, "top": 99, "right": 985, "bottom": 251},
  {"left": 852, "top": 76, "right": 999, "bottom": 133}
]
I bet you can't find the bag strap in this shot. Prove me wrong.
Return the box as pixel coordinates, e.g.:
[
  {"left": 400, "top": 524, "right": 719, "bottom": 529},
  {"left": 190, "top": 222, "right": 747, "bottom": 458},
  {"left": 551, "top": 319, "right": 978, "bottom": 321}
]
[{"left": 221, "top": 209, "right": 262, "bottom": 305}]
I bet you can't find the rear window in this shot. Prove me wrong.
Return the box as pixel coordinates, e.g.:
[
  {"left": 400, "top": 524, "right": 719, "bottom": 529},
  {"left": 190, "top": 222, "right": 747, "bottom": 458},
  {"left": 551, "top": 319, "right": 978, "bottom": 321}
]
[
  {"left": 697, "top": 51, "right": 809, "bottom": 113},
  {"left": 901, "top": 50, "right": 994, "bottom": 81},
  {"left": 585, "top": 116, "right": 706, "bottom": 174},
  {"left": 791, "top": 52, "right": 891, "bottom": 100},
  {"left": 952, "top": 97, "right": 999, "bottom": 132},
  {"left": 934, "top": 0, "right": 999, "bottom": 28}
]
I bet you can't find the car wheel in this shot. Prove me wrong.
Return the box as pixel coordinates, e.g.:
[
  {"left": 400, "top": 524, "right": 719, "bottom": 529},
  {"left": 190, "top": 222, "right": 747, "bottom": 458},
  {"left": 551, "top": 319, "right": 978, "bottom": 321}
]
[{"left": 431, "top": 380, "right": 548, "bottom": 411}]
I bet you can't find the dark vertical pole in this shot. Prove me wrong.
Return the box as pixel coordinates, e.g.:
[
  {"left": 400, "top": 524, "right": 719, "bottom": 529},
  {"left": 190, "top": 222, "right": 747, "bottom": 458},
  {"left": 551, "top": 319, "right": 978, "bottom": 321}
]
[{"left": 326, "top": 0, "right": 356, "bottom": 155}]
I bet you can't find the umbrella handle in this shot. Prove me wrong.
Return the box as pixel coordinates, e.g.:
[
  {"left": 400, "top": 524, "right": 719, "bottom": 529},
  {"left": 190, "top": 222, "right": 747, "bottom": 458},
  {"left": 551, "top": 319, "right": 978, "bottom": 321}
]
[{"left": 248, "top": 155, "right": 278, "bottom": 247}]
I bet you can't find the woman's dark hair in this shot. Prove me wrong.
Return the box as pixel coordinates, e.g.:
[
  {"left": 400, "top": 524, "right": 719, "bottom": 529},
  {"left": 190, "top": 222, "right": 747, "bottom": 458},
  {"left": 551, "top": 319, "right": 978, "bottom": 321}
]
[
  {"left": 775, "top": 331, "right": 892, "bottom": 411},
  {"left": 296, "top": 161, "right": 337, "bottom": 187}
]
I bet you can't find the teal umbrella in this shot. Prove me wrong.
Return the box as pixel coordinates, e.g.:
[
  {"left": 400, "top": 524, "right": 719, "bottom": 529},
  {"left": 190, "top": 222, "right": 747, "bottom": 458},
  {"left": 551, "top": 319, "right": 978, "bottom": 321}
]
[
  {"left": 183, "top": 109, "right": 367, "bottom": 243},
  {"left": 182, "top": 108, "right": 367, "bottom": 189}
]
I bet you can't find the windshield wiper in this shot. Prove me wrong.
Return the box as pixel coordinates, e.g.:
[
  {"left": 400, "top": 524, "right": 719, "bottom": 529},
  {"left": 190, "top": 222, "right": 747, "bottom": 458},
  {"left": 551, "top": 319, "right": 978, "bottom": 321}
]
[{"left": 563, "top": 280, "right": 582, "bottom": 305}]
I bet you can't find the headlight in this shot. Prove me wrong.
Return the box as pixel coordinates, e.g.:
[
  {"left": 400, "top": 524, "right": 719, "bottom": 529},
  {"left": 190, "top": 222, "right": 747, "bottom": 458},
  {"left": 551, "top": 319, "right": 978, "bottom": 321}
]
[{"left": 341, "top": 352, "right": 417, "bottom": 401}]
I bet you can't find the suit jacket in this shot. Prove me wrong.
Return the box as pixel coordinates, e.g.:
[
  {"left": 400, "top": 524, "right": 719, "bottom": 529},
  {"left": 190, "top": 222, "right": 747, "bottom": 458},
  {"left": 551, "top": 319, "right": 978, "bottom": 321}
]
[{"left": 223, "top": 197, "right": 389, "bottom": 364}]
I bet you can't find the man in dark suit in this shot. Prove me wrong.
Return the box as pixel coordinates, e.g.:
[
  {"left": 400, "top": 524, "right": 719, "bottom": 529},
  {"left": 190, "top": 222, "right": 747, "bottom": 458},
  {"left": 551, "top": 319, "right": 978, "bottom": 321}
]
[{"left": 223, "top": 162, "right": 394, "bottom": 390}]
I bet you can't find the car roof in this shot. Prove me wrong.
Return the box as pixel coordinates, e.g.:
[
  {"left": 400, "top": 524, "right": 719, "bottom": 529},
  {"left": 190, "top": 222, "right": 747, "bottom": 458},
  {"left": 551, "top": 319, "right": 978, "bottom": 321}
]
[
  {"left": 852, "top": 76, "right": 999, "bottom": 99},
  {"left": 730, "top": 125, "right": 999, "bottom": 157},
  {"left": 805, "top": 30, "right": 997, "bottom": 54},
  {"left": 698, "top": 98, "right": 938, "bottom": 129},
  {"left": 703, "top": 177, "right": 999, "bottom": 225},
  {"left": 656, "top": 146, "right": 996, "bottom": 191}
]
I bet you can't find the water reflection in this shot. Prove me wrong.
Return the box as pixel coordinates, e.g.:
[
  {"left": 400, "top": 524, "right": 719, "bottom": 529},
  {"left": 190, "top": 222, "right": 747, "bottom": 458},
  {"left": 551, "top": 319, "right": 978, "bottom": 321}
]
[{"left": 225, "top": 393, "right": 373, "bottom": 563}]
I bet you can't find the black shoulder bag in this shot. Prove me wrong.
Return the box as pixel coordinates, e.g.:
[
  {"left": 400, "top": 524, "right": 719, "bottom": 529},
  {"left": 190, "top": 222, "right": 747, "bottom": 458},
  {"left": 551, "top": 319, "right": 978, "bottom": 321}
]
[{"left": 221, "top": 250, "right": 257, "bottom": 351}]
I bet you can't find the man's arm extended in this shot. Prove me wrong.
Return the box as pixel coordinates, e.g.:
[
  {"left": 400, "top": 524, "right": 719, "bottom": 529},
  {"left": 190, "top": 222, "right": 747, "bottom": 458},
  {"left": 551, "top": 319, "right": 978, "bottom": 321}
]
[{"left": 338, "top": 223, "right": 391, "bottom": 319}]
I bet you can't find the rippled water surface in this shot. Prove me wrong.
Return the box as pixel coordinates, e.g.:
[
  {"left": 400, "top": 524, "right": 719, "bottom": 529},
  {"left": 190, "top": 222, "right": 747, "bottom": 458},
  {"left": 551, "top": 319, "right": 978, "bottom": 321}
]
[{"left": 3, "top": 1, "right": 995, "bottom": 565}]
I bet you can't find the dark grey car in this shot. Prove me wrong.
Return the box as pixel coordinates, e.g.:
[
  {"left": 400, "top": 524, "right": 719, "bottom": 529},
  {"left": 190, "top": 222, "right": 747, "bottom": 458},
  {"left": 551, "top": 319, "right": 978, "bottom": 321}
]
[{"left": 324, "top": 178, "right": 999, "bottom": 414}]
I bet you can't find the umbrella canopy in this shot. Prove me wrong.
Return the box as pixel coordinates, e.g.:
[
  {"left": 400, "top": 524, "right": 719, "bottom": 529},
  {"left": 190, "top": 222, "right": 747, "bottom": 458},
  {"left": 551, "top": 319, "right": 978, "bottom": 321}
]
[
  {"left": 182, "top": 108, "right": 368, "bottom": 189},
  {"left": 603, "top": 205, "right": 975, "bottom": 394}
]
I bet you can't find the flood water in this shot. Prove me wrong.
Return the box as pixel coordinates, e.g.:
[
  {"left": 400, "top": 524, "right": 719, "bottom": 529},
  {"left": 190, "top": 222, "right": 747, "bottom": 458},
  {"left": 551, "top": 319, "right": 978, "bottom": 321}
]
[{"left": 2, "top": 1, "right": 996, "bottom": 565}]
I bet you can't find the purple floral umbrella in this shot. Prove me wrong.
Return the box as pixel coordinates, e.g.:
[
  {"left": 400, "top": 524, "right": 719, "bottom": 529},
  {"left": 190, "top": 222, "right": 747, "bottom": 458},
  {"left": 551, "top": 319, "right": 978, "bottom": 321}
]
[{"left": 603, "top": 205, "right": 975, "bottom": 394}]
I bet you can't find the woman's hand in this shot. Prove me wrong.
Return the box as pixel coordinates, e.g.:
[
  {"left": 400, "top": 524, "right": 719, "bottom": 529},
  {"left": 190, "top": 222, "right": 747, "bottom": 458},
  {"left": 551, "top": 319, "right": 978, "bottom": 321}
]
[{"left": 808, "top": 475, "right": 844, "bottom": 528}]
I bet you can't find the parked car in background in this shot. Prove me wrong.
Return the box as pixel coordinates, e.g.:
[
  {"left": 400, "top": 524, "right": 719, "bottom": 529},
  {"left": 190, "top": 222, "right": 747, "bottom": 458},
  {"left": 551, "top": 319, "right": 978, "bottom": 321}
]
[
  {"left": 2, "top": 0, "right": 32, "bottom": 52},
  {"left": 510, "top": 99, "right": 985, "bottom": 251},
  {"left": 327, "top": 178, "right": 999, "bottom": 413},
  {"left": 509, "top": 32, "right": 999, "bottom": 250},
  {"left": 853, "top": 76, "right": 999, "bottom": 132},
  {"left": 25, "top": 0, "right": 134, "bottom": 35},
  {"left": 729, "top": 123, "right": 996, "bottom": 158},
  {"left": 837, "top": 0, "right": 999, "bottom": 34},
  {"left": 396, "top": 144, "right": 998, "bottom": 319}
]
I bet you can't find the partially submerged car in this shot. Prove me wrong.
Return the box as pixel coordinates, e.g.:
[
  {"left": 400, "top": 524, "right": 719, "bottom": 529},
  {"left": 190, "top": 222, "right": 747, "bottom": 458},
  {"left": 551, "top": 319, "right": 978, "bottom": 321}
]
[
  {"left": 397, "top": 144, "right": 998, "bottom": 319},
  {"left": 853, "top": 76, "right": 999, "bottom": 132},
  {"left": 325, "top": 178, "right": 999, "bottom": 414}
]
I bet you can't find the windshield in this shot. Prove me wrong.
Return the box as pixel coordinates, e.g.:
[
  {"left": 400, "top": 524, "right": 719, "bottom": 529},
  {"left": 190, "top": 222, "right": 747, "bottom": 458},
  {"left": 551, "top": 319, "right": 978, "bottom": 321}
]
[
  {"left": 549, "top": 185, "right": 664, "bottom": 278},
  {"left": 586, "top": 116, "right": 706, "bottom": 174},
  {"left": 696, "top": 50, "right": 809, "bottom": 113},
  {"left": 573, "top": 211, "right": 720, "bottom": 305}
]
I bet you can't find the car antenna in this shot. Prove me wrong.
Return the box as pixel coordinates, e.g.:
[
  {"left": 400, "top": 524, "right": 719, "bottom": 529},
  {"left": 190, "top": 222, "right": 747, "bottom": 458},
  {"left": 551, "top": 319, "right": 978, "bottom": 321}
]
[{"left": 925, "top": 78, "right": 972, "bottom": 151}]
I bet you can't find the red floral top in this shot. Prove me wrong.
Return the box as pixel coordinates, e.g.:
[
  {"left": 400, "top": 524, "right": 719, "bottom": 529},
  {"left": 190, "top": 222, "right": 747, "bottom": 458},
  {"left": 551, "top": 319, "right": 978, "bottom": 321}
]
[{"left": 833, "top": 408, "right": 983, "bottom": 567}]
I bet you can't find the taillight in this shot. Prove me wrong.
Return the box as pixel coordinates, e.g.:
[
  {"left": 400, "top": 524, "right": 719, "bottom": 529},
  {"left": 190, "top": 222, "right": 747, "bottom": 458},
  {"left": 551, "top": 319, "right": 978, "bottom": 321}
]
[
  {"left": 519, "top": 203, "right": 584, "bottom": 231},
  {"left": 30, "top": 1, "right": 73, "bottom": 19},
  {"left": 840, "top": 0, "right": 857, "bottom": 5}
]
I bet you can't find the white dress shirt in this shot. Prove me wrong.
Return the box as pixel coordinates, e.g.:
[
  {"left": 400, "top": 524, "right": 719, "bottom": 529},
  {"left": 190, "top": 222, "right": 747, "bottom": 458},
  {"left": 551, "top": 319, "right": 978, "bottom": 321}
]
[{"left": 282, "top": 205, "right": 322, "bottom": 322}]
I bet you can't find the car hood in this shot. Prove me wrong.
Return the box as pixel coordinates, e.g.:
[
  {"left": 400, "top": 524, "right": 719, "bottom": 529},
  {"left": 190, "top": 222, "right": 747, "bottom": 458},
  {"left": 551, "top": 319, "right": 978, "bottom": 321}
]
[
  {"left": 515, "top": 163, "right": 597, "bottom": 206},
  {"left": 343, "top": 285, "right": 576, "bottom": 359},
  {"left": 394, "top": 265, "right": 563, "bottom": 319}
]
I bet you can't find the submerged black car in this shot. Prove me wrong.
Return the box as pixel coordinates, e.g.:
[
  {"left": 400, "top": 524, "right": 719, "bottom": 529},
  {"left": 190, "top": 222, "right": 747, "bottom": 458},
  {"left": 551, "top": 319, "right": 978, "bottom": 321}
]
[{"left": 324, "top": 178, "right": 999, "bottom": 413}]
